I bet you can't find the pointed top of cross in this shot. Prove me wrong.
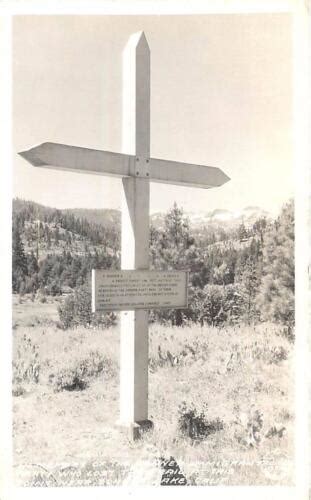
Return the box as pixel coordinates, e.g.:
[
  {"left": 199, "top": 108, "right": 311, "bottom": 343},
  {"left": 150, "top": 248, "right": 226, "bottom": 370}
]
[
  {"left": 125, "top": 31, "right": 149, "bottom": 50},
  {"left": 19, "top": 31, "right": 230, "bottom": 189}
]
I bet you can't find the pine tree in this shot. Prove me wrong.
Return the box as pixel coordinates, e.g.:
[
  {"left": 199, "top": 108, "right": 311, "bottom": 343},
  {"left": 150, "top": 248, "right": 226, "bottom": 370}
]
[
  {"left": 23, "top": 251, "right": 39, "bottom": 293},
  {"left": 54, "top": 226, "right": 60, "bottom": 246},
  {"left": 12, "top": 223, "right": 28, "bottom": 292},
  {"left": 152, "top": 203, "right": 196, "bottom": 272},
  {"left": 253, "top": 217, "right": 267, "bottom": 246},
  {"left": 164, "top": 202, "right": 192, "bottom": 249},
  {"left": 27, "top": 251, "right": 38, "bottom": 275},
  {"left": 149, "top": 203, "right": 202, "bottom": 325},
  {"left": 257, "top": 200, "right": 294, "bottom": 326},
  {"left": 238, "top": 221, "right": 248, "bottom": 242},
  {"left": 240, "top": 257, "right": 259, "bottom": 323},
  {"left": 46, "top": 227, "right": 51, "bottom": 249}
]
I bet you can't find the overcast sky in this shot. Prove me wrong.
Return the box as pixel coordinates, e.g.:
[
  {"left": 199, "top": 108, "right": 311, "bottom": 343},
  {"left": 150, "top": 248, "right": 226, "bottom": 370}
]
[{"left": 13, "top": 14, "right": 293, "bottom": 215}]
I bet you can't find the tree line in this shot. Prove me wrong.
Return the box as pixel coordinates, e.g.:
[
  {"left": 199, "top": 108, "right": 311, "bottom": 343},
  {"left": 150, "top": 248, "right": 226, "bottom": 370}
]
[{"left": 12, "top": 199, "right": 294, "bottom": 329}]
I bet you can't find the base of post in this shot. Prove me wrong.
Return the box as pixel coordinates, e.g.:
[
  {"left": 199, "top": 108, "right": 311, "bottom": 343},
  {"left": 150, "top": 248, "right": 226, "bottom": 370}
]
[{"left": 116, "top": 419, "right": 154, "bottom": 441}]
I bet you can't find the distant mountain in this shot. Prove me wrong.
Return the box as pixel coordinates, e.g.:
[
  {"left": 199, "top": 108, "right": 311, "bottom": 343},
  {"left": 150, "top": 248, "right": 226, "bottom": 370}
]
[
  {"left": 151, "top": 206, "right": 271, "bottom": 230},
  {"left": 13, "top": 197, "right": 272, "bottom": 240},
  {"left": 12, "top": 198, "right": 120, "bottom": 260},
  {"left": 13, "top": 199, "right": 120, "bottom": 231},
  {"left": 62, "top": 208, "right": 120, "bottom": 231},
  {"left": 210, "top": 208, "right": 232, "bottom": 220},
  {"left": 208, "top": 206, "right": 271, "bottom": 226}
]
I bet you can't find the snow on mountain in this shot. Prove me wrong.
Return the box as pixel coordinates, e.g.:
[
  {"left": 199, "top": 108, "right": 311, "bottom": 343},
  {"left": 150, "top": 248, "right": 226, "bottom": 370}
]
[{"left": 151, "top": 206, "right": 271, "bottom": 230}]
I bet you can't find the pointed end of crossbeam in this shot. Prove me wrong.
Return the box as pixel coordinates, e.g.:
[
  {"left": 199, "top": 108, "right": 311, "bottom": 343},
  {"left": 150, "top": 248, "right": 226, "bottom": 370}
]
[
  {"left": 124, "top": 31, "right": 150, "bottom": 53},
  {"left": 18, "top": 143, "right": 49, "bottom": 167},
  {"left": 217, "top": 169, "right": 231, "bottom": 186}
]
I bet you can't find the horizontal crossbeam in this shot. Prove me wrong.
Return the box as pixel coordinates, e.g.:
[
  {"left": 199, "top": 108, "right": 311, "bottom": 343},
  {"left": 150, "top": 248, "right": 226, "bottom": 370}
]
[
  {"left": 19, "top": 142, "right": 230, "bottom": 188},
  {"left": 19, "top": 142, "right": 131, "bottom": 178},
  {"left": 149, "top": 157, "right": 230, "bottom": 188}
]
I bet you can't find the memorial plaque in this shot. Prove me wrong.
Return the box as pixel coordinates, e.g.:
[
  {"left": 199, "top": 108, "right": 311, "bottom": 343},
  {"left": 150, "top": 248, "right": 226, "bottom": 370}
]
[{"left": 92, "top": 269, "right": 188, "bottom": 312}]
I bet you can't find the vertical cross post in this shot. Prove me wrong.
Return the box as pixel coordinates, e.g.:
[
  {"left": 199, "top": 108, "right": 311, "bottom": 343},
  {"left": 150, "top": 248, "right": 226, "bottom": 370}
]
[
  {"left": 18, "top": 29, "right": 230, "bottom": 441},
  {"left": 119, "top": 32, "right": 152, "bottom": 438}
]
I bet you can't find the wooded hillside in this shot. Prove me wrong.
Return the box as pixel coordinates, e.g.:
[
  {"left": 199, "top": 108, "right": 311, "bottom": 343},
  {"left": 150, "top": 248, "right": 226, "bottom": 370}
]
[{"left": 12, "top": 198, "right": 294, "bottom": 329}]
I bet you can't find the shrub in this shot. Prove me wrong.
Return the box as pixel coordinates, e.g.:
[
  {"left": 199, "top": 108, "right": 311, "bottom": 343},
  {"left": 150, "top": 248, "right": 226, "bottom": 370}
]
[
  {"left": 269, "top": 345, "right": 288, "bottom": 364},
  {"left": 149, "top": 339, "right": 208, "bottom": 372},
  {"left": 223, "top": 284, "right": 246, "bottom": 324},
  {"left": 45, "top": 279, "right": 62, "bottom": 296},
  {"left": 51, "top": 368, "right": 88, "bottom": 392},
  {"left": 12, "top": 335, "right": 40, "bottom": 393},
  {"left": 58, "top": 284, "right": 117, "bottom": 329},
  {"left": 250, "top": 343, "right": 288, "bottom": 364},
  {"left": 12, "top": 385, "right": 26, "bottom": 397},
  {"left": 58, "top": 293, "right": 75, "bottom": 329},
  {"left": 280, "top": 324, "right": 295, "bottom": 344},
  {"left": 150, "top": 284, "right": 246, "bottom": 327},
  {"left": 234, "top": 408, "right": 264, "bottom": 447},
  {"left": 178, "top": 401, "right": 224, "bottom": 442},
  {"left": 49, "top": 350, "right": 116, "bottom": 392},
  {"left": 197, "top": 285, "right": 227, "bottom": 326}
]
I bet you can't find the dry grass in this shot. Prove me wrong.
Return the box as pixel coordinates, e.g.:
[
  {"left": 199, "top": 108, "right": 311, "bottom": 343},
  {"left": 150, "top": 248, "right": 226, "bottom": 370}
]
[
  {"left": 12, "top": 298, "right": 294, "bottom": 486},
  {"left": 146, "top": 322, "right": 294, "bottom": 484}
]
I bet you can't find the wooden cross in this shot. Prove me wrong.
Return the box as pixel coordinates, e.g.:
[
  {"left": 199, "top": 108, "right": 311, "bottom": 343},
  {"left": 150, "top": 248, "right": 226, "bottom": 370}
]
[{"left": 19, "top": 31, "right": 230, "bottom": 439}]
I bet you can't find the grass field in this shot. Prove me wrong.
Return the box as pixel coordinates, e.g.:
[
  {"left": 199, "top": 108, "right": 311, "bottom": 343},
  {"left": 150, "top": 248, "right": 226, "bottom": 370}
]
[{"left": 12, "top": 296, "right": 294, "bottom": 486}]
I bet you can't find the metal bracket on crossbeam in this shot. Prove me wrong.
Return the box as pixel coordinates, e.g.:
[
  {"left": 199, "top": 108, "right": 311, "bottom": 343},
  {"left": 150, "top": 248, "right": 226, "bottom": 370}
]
[{"left": 129, "top": 155, "right": 150, "bottom": 178}]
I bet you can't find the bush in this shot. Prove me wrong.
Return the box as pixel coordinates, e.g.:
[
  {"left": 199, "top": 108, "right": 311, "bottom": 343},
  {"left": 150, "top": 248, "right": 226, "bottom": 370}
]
[
  {"left": 234, "top": 407, "right": 264, "bottom": 447},
  {"left": 280, "top": 324, "right": 295, "bottom": 343},
  {"left": 12, "top": 335, "right": 40, "bottom": 394},
  {"left": 45, "top": 279, "right": 62, "bottom": 296},
  {"left": 58, "top": 284, "right": 117, "bottom": 329},
  {"left": 150, "top": 284, "right": 249, "bottom": 327},
  {"left": 200, "top": 285, "right": 227, "bottom": 325},
  {"left": 178, "top": 401, "right": 224, "bottom": 442},
  {"left": 149, "top": 341, "right": 203, "bottom": 372},
  {"left": 250, "top": 343, "right": 288, "bottom": 364},
  {"left": 49, "top": 350, "right": 116, "bottom": 392},
  {"left": 58, "top": 293, "right": 77, "bottom": 329},
  {"left": 223, "top": 284, "right": 247, "bottom": 324}
]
